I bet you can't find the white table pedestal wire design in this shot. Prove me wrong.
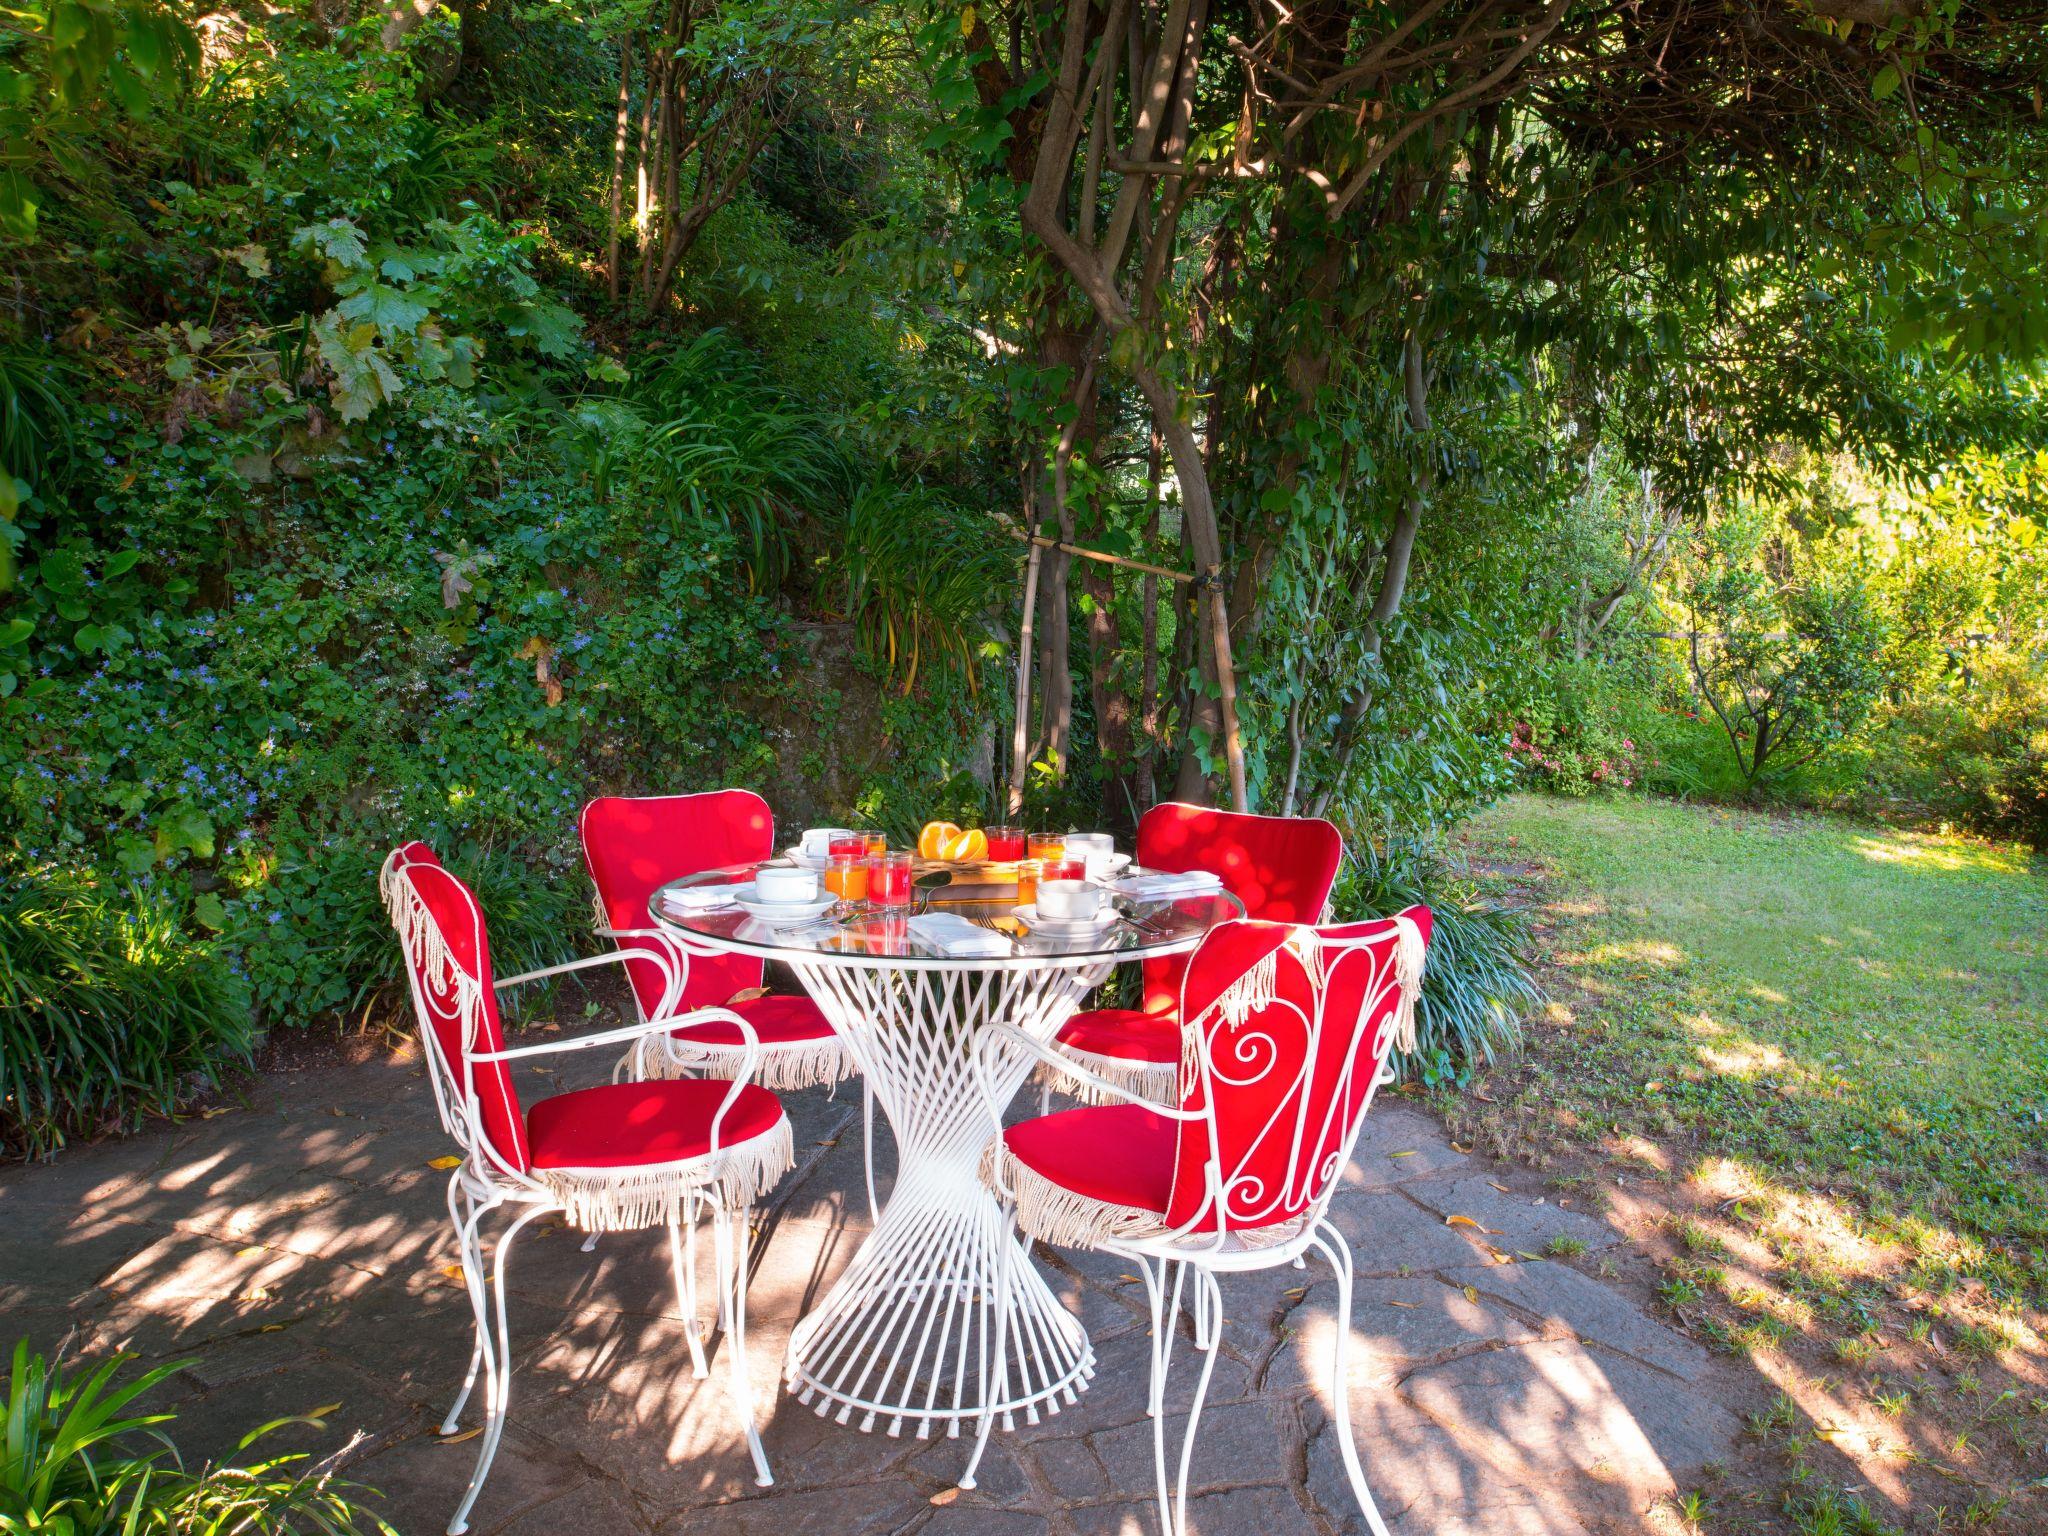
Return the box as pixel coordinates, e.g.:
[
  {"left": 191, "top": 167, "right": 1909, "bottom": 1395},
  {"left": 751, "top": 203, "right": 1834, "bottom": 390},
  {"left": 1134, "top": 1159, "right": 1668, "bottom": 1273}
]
[
  {"left": 651, "top": 868, "right": 1240, "bottom": 1446},
  {"left": 784, "top": 954, "right": 1110, "bottom": 1438}
]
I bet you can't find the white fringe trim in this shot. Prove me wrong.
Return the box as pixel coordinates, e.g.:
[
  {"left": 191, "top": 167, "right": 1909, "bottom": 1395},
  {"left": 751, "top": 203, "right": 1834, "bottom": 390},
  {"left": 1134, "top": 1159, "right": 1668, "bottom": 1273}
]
[
  {"left": 1032, "top": 1049, "right": 1178, "bottom": 1107},
  {"left": 982, "top": 1141, "right": 1170, "bottom": 1247},
  {"left": 1391, "top": 912, "right": 1427, "bottom": 1056},
  {"left": 626, "top": 1034, "right": 857, "bottom": 1093},
  {"left": 537, "top": 1116, "right": 794, "bottom": 1233},
  {"left": 1213, "top": 949, "right": 1280, "bottom": 1029},
  {"left": 982, "top": 1141, "right": 1310, "bottom": 1253}
]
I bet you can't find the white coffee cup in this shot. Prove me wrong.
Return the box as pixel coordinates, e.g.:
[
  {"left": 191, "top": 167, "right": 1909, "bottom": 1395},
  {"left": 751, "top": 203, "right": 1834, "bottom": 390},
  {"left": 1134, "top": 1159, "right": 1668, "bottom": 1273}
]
[
  {"left": 1064, "top": 831, "right": 1114, "bottom": 859},
  {"left": 754, "top": 865, "right": 820, "bottom": 904},
  {"left": 1036, "top": 879, "right": 1103, "bottom": 923},
  {"left": 800, "top": 828, "right": 851, "bottom": 860}
]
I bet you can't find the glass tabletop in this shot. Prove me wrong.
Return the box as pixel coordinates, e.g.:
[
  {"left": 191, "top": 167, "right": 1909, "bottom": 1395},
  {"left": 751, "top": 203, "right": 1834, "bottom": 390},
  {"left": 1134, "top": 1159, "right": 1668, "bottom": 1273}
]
[{"left": 649, "top": 861, "right": 1245, "bottom": 971}]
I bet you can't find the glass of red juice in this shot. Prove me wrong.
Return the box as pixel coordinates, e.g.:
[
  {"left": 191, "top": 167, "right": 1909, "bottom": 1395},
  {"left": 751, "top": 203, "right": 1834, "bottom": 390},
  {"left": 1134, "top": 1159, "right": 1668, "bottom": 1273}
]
[
  {"left": 869, "top": 851, "right": 915, "bottom": 908},
  {"left": 985, "top": 825, "right": 1027, "bottom": 862}
]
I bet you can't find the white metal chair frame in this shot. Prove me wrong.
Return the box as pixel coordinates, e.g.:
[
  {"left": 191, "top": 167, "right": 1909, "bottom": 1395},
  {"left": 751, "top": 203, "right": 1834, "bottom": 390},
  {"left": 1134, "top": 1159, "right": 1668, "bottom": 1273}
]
[
  {"left": 964, "top": 915, "right": 1425, "bottom": 1536},
  {"left": 380, "top": 850, "right": 786, "bottom": 1534}
]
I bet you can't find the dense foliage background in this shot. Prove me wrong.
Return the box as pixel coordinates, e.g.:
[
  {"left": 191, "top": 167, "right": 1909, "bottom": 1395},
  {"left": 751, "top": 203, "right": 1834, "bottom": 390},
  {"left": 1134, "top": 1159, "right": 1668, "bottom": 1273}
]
[{"left": 1, "top": 0, "right": 2042, "bottom": 1151}]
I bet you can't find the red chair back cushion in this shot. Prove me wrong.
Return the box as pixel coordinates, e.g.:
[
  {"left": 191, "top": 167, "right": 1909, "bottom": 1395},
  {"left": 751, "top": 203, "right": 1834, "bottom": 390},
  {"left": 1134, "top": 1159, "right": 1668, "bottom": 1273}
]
[
  {"left": 1163, "top": 906, "right": 1430, "bottom": 1235},
  {"left": 1134, "top": 804, "right": 1344, "bottom": 1015},
  {"left": 580, "top": 790, "right": 776, "bottom": 1016},
  {"left": 392, "top": 856, "right": 530, "bottom": 1172}
]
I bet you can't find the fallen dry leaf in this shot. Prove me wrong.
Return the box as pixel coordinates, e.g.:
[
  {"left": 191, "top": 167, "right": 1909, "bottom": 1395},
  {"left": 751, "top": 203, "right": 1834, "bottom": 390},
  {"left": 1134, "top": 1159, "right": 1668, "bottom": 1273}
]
[
  {"left": 236, "top": 1245, "right": 264, "bottom": 1258},
  {"left": 1388, "top": 1150, "right": 1417, "bottom": 1159},
  {"left": 428, "top": 1155, "right": 462, "bottom": 1171},
  {"left": 440, "top": 1263, "right": 467, "bottom": 1283},
  {"left": 929, "top": 1488, "right": 960, "bottom": 1507},
  {"left": 1462, "top": 1285, "right": 1480, "bottom": 1304},
  {"left": 1488, "top": 1181, "right": 1510, "bottom": 1194},
  {"left": 440, "top": 1427, "right": 484, "bottom": 1445},
  {"left": 1284, "top": 1287, "right": 1307, "bottom": 1301},
  {"left": 1387, "top": 1300, "right": 1419, "bottom": 1310},
  {"left": 1446, "top": 1214, "right": 1485, "bottom": 1229}
]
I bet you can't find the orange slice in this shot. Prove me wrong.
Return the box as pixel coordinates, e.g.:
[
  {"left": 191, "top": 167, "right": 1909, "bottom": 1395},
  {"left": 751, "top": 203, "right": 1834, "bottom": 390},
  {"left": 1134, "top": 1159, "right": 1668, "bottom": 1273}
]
[
  {"left": 940, "top": 827, "right": 988, "bottom": 862},
  {"left": 918, "top": 821, "right": 961, "bottom": 860}
]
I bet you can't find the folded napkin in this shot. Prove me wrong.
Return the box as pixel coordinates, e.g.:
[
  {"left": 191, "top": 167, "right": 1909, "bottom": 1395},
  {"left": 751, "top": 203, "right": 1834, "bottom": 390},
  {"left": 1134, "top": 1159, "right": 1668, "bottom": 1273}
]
[
  {"left": 906, "top": 912, "right": 1012, "bottom": 958},
  {"left": 661, "top": 882, "right": 749, "bottom": 913},
  {"left": 1109, "top": 870, "right": 1223, "bottom": 899}
]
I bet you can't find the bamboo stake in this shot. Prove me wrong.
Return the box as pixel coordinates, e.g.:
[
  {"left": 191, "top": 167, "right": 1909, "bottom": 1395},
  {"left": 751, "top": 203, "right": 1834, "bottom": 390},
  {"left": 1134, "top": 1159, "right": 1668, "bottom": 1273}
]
[
  {"left": 1007, "top": 515, "right": 1046, "bottom": 816},
  {"left": 1000, "top": 526, "right": 1192, "bottom": 584}
]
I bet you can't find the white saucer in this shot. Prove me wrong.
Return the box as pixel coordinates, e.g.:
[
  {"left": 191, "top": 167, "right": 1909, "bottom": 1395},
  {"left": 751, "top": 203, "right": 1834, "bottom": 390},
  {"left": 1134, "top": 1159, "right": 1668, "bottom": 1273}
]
[
  {"left": 782, "top": 846, "right": 829, "bottom": 869},
  {"left": 735, "top": 888, "right": 837, "bottom": 923},
  {"left": 1014, "top": 904, "right": 1120, "bottom": 935}
]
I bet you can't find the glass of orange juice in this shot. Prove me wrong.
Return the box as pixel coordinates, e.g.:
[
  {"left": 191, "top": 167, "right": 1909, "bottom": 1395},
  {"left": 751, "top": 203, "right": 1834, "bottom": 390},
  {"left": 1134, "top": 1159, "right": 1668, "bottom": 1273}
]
[
  {"left": 864, "top": 832, "right": 887, "bottom": 857},
  {"left": 824, "top": 852, "right": 869, "bottom": 905},
  {"left": 1015, "top": 858, "right": 1041, "bottom": 906},
  {"left": 1027, "top": 832, "right": 1065, "bottom": 862}
]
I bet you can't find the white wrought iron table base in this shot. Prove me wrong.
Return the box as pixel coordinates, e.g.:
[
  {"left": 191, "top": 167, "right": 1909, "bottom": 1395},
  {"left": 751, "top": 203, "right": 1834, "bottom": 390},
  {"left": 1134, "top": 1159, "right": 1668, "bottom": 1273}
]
[{"left": 784, "top": 956, "right": 1109, "bottom": 1436}]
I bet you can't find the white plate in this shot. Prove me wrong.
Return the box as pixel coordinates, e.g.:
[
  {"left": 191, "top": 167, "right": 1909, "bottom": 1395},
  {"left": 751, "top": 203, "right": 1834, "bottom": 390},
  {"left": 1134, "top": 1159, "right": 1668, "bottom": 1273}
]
[
  {"left": 735, "top": 888, "right": 838, "bottom": 924},
  {"left": 1014, "top": 903, "right": 1120, "bottom": 935}
]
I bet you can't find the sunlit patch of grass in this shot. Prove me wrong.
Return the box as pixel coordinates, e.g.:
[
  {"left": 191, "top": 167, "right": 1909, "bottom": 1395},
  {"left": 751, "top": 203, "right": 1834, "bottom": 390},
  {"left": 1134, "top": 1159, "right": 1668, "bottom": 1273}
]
[{"left": 1453, "top": 795, "right": 2048, "bottom": 1532}]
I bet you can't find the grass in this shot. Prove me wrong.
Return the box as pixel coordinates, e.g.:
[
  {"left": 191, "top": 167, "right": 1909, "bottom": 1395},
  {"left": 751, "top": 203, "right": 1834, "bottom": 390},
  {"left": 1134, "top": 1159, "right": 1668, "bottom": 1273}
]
[
  {"left": 1455, "top": 794, "right": 2046, "bottom": 1276},
  {"left": 1449, "top": 793, "right": 2048, "bottom": 1534}
]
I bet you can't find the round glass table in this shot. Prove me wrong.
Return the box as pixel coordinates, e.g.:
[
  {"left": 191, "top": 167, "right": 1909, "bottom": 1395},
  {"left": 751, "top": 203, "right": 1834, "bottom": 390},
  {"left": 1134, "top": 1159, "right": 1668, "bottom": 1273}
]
[{"left": 650, "top": 861, "right": 1242, "bottom": 1440}]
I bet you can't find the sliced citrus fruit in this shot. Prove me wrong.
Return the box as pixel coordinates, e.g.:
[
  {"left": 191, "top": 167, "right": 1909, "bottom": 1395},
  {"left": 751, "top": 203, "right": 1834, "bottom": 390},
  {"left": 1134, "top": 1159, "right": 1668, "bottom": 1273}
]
[
  {"left": 918, "top": 821, "right": 960, "bottom": 860},
  {"left": 940, "top": 827, "right": 988, "bottom": 862}
]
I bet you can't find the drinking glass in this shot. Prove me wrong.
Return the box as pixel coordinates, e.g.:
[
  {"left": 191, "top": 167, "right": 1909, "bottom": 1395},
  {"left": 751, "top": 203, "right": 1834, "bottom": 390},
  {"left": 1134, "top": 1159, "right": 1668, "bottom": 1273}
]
[
  {"left": 1015, "top": 858, "right": 1042, "bottom": 906},
  {"left": 824, "top": 852, "right": 869, "bottom": 904},
  {"left": 869, "top": 850, "right": 914, "bottom": 908},
  {"left": 1027, "top": 832, "right": 1066, "bottom": 862},
  {"left": 829, "top": 833, "right": 868, "bottom": 862},
  {"left": 986, "top": 825, "right": 1027, "bottom": 863},
  {"left": 864, "top": 832, "right": 888, "bottom": 857},
  {"left": 1039, "top": 857, "right": 1084, "bottom": 884}
]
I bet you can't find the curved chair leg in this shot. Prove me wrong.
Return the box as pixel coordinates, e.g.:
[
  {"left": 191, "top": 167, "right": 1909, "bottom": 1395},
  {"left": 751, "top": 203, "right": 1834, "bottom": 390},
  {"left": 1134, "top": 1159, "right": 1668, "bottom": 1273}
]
[
  {"left": 1167, "top": 1270, "right": 1223, "bottom": 1536},
  {"left": 862, "top": 1082, "right": 880, "bottom": 1223},
  {"left": 668, "top": 1213, "right": 710, "bottom": 1380},
  {"left": 448, "top": 1204, "right": 544, "bottom": 1536},
  {"left": 959, "top": 1202, "right": 1020, "bottom": 1490},
  {"left": 1309, "top": 1221, "right": 1393, "bottom": 1536},
  {"left": 713, "top": 1201, "right": 773, "bottom": 1486},
  {"left": 440, "top": 1181, "right": 492, "bottom": 1437}
]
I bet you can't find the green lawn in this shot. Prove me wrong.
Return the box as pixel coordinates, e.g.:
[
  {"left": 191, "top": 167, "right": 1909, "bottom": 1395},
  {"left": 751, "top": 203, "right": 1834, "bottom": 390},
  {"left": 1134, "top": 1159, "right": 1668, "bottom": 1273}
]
[
  {"left": 1454, "top": 794, "right": 2048, "bottom": 1532},
  {"left": 1458, "top": 793, "right": 2047, "bottom": 1283}
]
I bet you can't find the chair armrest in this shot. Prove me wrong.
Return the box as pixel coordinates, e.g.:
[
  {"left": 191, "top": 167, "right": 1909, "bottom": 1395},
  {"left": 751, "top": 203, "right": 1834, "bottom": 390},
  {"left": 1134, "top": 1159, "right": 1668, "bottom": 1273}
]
[
  {"left": 470, "top": 1006, "right": 742, "bottom": 1062},
  {"left": 495, "top": 947, "right": 673, "bottom": 995}
]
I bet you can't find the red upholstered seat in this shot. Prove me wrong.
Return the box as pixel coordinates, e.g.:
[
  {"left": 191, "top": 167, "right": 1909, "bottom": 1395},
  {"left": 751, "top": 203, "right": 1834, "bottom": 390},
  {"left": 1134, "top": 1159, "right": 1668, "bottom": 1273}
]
[
  {"left": 999, "top": 1104, "right": 1180, "bottom": 1224},
  {"left": 675, "top": 993, "right": 837, "bottom": 1047},
  {"left": 1055, "top": 1008, "right": 1179, "bottom": 1062},
  {"left": 1051, "top": 805, "right": 1345, "bottom": 1087},
  {"left": 526, "top": 1079, "right": 787, "bottom": 1172}
]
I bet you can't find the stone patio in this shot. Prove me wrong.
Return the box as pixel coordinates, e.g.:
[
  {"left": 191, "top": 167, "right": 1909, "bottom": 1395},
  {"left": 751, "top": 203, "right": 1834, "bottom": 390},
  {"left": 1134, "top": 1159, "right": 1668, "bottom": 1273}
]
[{"left": 0, "top": 1045, "right": 1742, "bottom": 1536}]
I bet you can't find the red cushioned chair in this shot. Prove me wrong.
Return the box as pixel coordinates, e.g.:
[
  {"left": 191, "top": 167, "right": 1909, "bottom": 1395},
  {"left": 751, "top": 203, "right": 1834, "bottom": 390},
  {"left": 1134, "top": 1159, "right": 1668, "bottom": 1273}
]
[
  {"left": 579, "top": 791, "right": 879, "bottom": 1213},
  {"left": 1039, "top": 803, "right": 1344, "bottom": 1106},
  {"left": 967, "top": 905, "right": 1432, "bottom": 1536},
  {"left": 380, "top": 845, "right": 792, "bottom": 1534}
]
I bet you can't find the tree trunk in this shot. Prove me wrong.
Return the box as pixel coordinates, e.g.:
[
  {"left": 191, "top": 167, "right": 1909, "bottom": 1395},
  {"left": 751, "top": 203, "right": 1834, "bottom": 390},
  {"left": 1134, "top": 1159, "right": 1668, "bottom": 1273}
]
[{"left": 605, "top": 36, "right": 634, "bottom": 302}]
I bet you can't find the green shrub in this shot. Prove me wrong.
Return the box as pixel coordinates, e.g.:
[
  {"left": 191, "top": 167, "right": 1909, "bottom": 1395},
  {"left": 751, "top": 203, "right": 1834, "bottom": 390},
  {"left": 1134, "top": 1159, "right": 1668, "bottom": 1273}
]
[
  {"left": 0, "top": 872, "right": 250, "bottom": 1157},
  {"left": 1883, "top": 648, "right": 2048, "bottom": 847},
  {"left": 0, "top": 1338, "right": 390, "bottom": 1535},
  {"left": 1333, "top": 838, "right": 1540, "bottom": 1087}
]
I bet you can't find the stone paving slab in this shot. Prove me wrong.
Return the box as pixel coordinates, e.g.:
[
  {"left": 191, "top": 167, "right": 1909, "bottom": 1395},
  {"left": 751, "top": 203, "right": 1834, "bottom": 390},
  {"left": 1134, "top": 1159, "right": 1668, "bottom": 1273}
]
[
  {"left": 0, "top": 1051, "right": 1754, "bottom": 1536},
  {"left": 1404, "top": 1176, "right": 1624, "bottom": 1256},
  {"left": 1445, "top": 1261, "right": 1711, "bottom": 1383}
]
